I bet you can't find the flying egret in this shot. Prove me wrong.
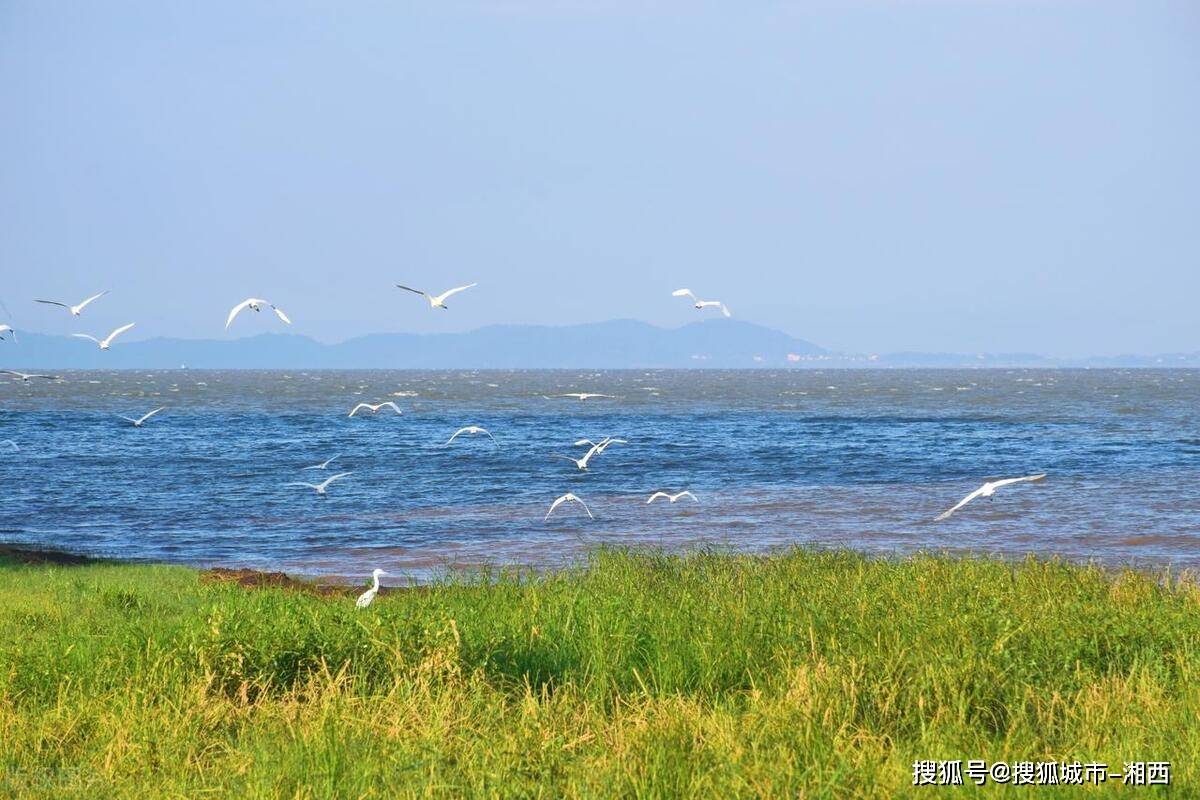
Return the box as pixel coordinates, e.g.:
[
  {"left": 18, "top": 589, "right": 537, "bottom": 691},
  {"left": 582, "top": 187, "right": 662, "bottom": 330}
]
[
  {"left": 286, "top": 471, "right": 354, "bottom": 495},
  {"left": 34, "top": 291, "right": 108, "bottom": 316},
  {"left": 552, "top": 439, "right": 609, "bottom": 471},
  {"left": 0, "top": 370, "right": 58, "bottom": 382},
  {"left": 225, "top": 298, "right": 291, "bottom": 330},
  {"left": 0, "top": 325, "right": 15, "bottom": 342},
  {"left": 72, "top": 323, "right": 135, "bottom": 350},
  {"left": 395, "top": 282, "right": 477, "bottom": 310},
  {"left": 446, "top": 425, "right": 497, "bottom": 445},
  {"left": 302, "top": 454, "right": 340, "bottom": 470},
  {"left": 119, "top": 407, "right": 166, "bottom": 427},
  {"left": 935, "top": 474, "right": 1047, "bottom": 521},
  {"left": 647, "top": 490, "right": 698, "bottom": 504},
  {"left": 545, "top": 492, "right": 593, "bottom": 521},
  {"left": 1, "top": 440, "right": 17, "bottom": 452},
  {"left": 356, "top": 568, "right": 388, "bottom": 608},
  {"left": 672, "top": 288, "right": 731, "bottom": 317},
  {"left": 574, "top": 437, "right": 627, "bottom": 452},
  {"left": 348, "top": 401, "right": 403, "bottom": 417},
  {"left": 546, "top": 393, "right": 616, "bottom": 401}
]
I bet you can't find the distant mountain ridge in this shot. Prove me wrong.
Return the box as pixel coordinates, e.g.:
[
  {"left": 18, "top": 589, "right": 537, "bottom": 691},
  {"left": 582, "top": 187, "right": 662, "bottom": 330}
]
[
  {"left": 1, "top": 319, "right": 1196, "bottom": 369},
  {"left": 0, "top": 319, "right": 826, "bottom": 369}
]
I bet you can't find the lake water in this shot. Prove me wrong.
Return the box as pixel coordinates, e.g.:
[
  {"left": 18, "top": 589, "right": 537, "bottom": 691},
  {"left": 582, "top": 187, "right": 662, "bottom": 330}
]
[{"left": 2, "top": 369, "right": 1198, "bottom": 582}]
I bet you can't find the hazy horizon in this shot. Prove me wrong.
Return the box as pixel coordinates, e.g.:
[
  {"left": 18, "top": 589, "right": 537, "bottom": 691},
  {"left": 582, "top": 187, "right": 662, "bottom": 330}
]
[{"left": 3, "top": 2, "right": 1197, "bottom": 357}]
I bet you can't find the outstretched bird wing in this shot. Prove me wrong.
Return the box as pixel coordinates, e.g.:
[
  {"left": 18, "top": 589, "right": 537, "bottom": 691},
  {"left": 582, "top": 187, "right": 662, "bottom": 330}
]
[
  {"left": 136, "top": 407, "right": 166, "bottom": 425},
  {"left": 271, "top": 305, "right": 291, "bottom": 324},
  {"left": 225, "top": 299, "right": 256, "bottom": 329},
  {"left": 675, "top": 491, "right": 698, "bottom": 503},
  {"left": 573, "top": 496, "right": 594, "bottom": 519},
  {"left": 433, "top": 283, "right": 478, "bottom": 304},
  {"left": 647, "top": 492, "right": 669, "bottom": 504},
  {"left": 395, "top": 285, "right": 428, "bottom": 298},
  {"left": 348, "top": 403, "right": 370, "bottom": 417},
  {"left": 75, "top": 291, "right": 108, "bottom": 313},
  {"left": 103, "top": 323, "right": 136, "bottom": 346},
  {"left": 71, "top": 333, "right": 101, "bottom": 345},
  {"left": 990, "top": 474, "right": 1046, "bottom": 490},
  {"left": 671, "top": 288, "right": 697, "bottom": 301},
  {"left": 34, "top": 299, "right": 69, "bottom": 309},
  {"left": 319, "top": 471, "right": 353, "bottom": 491},
  {"left": 935, "top": 484, "right": 989, "bottom": 521},
  {"left": 545, "top": 495, "right": 569, "bottom": 520}
]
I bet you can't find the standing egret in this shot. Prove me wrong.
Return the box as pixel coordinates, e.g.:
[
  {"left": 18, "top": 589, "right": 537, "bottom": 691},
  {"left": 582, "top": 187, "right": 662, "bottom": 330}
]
[{"left": 356, "top": 569, "right": 388, "bottom": 608}]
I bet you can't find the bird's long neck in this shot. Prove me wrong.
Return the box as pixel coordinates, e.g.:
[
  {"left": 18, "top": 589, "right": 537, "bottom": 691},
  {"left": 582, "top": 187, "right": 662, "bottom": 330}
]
[{"left": 371, "top": 573, "right": 381, "bottom": 592}]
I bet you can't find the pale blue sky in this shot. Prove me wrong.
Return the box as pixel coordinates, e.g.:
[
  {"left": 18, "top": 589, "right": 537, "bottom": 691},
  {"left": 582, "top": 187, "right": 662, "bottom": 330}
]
[{"left": 2, "top": 1, "right": 1197, "bottom": 356}]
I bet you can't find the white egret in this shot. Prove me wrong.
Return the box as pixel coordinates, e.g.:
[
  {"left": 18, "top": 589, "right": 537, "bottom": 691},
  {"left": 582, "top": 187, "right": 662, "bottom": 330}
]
[
  {"left": 935, "top": 474, "right": 1047, "bottom": 521},
  {"left": 546, "top": 393, "right": 616, "bottom": 401},
  {"left": 647, "top": 490, "right": 698, "bottom": 504},
  {"left": 225, "top": 298, "right": 291, "bottom": 330},
  {"left": 552, "top": 439, "right": 608, "bottom": 471},
  {"left": 35, "top": 291, "right": 108, "bottom": 316},
  {"left": 348, "top": 401, "right": 403, "bottom": 417},
  {"left": 395, "top": 282, "right": 477, "bottom": 310},
  {"left": 356, "top": 568, "right": 388, "bottom": 608},
  {"left": 286, "top": 471, "right": 354, "bottom": 495},
  {"left": 545, "top": 492, "right": 593, "bottom": 521},
  {"left": 72, "top": 323, "right": 135, "bottom": 350},
  {"left": 119, "top": 407, "right": 166, "bottom": 427},
  {"left": 672, "top": 288, "right": 731, "bottom": 317},
  {"left": 0, "top": 370, "right": 58, "bottom": 382},
  {"left": 1, "top": 440, "right": 17, "bottom": 451},
  {"left": 302, "top": 454, "right": 340, "bottom": 470},
  {"left": 446, "top": 426, "right": 497, "bottom": 445},
  {"left": 574, "top": 437, "right": 627, "bottom": 452},
  {"left": 0, "top": 324, "right": 15, "bottom": 342}
]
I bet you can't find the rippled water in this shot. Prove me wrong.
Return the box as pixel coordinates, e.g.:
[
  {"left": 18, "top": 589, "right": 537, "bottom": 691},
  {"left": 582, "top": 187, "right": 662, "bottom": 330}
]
[{"left": 1, "top": 369, "right": 1198, "bottom": 581}]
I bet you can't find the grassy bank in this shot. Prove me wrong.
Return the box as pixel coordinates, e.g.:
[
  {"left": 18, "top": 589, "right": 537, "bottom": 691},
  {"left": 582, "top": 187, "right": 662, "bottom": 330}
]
[{"left": 1, "top": 548, "right": 1198, "bottom": 798}]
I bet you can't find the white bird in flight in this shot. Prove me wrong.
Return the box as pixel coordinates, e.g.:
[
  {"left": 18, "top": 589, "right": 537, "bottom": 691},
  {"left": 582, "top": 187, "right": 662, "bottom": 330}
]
[
  {"left": 935, "top": 474, "right": 1047, "bottom": 521},
  {"left": 356, "top": 568, "right": 388, "bottom": 608},
  {"left": 545, "top": 492, "right": 593, "bottom": 521},
  {"left": 548, "top": 393, "right": 616, "bottom": 401},
  {"left": 672, "top": 288, "right": 731, "bottom": 317},
  {"left": 574, "top": 437, "right": 627, "bottom": 452},
  {"left": 225, "top": 298, "right": 291, "bottom": 330},
  {"left": 0, "top": 324, "right": 15, "bottom": 342},
  {"left": 396, "top": 282, "right": 477, "bottom": 310},
  {"left": 446, "top": 426, "right": 497, "bottom": 446},
  {"left": 303, "top": 454, "right": 340, "bottom": 470},
  {"left": 35, "top": 291, "right": 108, "bottom": 316},
  {"left": 73, "top": 323, "right": 135, "bottom": 350},
  {"left": 1, "top": 369, "right": 58, "bottom": 382},
  {"left": 647, "top": 490, "right": 698, "bottom": 504},
  {"left": 1, "top": 440, "right": 18, "bottom": 451},
  {"left": 287, "top": 471, "right": 354, "bottom": 495},
  {"left": 119, "top": 407, "right": 166, "bottom": 427},
  {"left": 552, "top": 439, "right": 609, "bottom": 471},
  {"left": 348, "top": 401, "right": 403, "bottom": 417}
]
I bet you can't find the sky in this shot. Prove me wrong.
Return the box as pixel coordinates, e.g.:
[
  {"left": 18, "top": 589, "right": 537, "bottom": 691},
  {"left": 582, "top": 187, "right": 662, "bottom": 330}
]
[{"left": 1, "top": 1, "right": 1197, "bottom": 357}]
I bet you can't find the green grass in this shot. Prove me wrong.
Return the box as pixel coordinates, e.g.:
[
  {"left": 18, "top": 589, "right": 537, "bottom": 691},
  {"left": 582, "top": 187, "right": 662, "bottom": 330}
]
[{"left": 0, "top": 547, "right": 1197, "bottom": 798}]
